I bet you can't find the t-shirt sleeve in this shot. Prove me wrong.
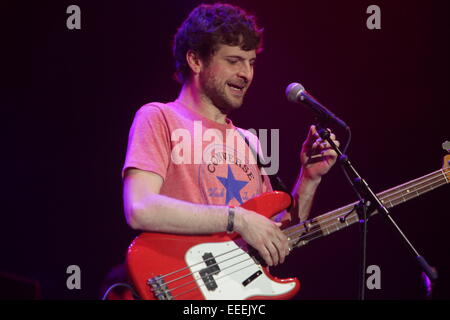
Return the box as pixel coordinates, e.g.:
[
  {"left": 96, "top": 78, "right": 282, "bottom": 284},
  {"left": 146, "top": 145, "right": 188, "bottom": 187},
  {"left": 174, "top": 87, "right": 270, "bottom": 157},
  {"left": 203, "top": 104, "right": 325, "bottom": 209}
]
[{"left": 122, "top": 104, "right": 171, "bottom": 180}]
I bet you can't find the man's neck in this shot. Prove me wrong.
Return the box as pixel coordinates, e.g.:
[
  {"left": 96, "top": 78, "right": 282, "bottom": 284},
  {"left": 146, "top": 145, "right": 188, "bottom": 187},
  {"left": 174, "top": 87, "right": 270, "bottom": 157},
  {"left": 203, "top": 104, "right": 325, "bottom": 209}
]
[{"left": 177, "top": 82, "right": 228, "bottom": 124}]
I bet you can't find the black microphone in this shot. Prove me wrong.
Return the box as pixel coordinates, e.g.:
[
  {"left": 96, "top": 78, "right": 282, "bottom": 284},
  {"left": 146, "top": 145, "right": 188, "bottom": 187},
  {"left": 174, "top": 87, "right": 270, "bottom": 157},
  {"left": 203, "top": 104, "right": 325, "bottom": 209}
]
[{"left": 286, "top": 82, "right": 349, "bottom": 130}]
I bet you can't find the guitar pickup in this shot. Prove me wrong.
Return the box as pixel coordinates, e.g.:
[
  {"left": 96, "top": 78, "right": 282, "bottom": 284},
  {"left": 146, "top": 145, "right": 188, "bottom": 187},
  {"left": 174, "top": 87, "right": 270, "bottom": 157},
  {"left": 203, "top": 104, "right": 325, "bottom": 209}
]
[
  {"left": 203, "top": 252, "right": 220, "bottom": 274},
  {"left": 199, "top": 252, "right": 220, "bottom": 291},
  {"left": 242, "top": 270, "right": 262, "bottom": 287}
]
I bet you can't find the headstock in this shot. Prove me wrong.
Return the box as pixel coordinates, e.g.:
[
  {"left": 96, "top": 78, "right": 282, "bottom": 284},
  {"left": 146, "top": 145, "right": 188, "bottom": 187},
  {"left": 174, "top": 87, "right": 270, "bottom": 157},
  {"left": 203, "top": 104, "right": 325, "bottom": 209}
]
[{"left": 443, "top": 141, "right": 450, "bottom": 153}]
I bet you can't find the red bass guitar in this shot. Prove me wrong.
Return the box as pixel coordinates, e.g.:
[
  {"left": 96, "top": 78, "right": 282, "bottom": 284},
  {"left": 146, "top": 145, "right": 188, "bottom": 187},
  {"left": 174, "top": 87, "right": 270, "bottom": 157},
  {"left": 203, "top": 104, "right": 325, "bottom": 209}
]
[{"left": 126, "top": 155, "right": 449, "bottom": 300}]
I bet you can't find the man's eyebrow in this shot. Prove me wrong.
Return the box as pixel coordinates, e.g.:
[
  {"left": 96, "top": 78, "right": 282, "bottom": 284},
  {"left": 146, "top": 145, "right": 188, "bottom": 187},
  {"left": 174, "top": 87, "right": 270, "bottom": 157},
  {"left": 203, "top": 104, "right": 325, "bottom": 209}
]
[{"left": 225, "top": 55, "right": 257, "bottom": 61}]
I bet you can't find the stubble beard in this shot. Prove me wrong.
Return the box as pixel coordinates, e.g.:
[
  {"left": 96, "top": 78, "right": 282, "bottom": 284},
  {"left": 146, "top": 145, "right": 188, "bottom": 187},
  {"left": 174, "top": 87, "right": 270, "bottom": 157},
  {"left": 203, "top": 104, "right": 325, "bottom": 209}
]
[{"left": 199, "top": 72, "right": 244, "bottom": 115}]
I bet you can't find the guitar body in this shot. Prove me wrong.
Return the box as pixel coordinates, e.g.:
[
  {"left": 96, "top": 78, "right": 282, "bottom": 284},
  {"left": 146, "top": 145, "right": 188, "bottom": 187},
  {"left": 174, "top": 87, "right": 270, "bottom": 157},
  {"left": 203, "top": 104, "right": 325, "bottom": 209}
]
[{"left": 126, "top": 191, "right": 300, "bottom": 300}]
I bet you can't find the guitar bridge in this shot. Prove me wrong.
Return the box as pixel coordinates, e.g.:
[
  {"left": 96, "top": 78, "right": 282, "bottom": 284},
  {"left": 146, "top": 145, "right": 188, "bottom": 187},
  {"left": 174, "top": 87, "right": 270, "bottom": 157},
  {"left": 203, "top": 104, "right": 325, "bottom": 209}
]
[{"left": 147, "top": 275, "right": 173, "bottom": 300}]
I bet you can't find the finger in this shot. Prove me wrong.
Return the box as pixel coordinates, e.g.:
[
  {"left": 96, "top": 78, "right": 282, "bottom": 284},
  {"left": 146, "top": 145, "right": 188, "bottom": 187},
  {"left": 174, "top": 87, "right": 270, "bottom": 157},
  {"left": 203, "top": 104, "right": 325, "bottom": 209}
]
[
  {"left": 309, "top": 148, "right": 338, "bottom": 160},
  {"left": 270, "top": 227, "right": 286, "bottom": 265},
  {"left": 310, "top": 125, "right": 319, "bottom": 139},
  {"left": 319, "top": 141, "right": 331, "bottom": 149},
  {"left": 333, "top": 139, "right": 340, "bottom": 148},
  {"left": 304, "top": 125, "right": 320, "bottom": 146},
  {"left": 271, "top": 228, "right": 284, "bottom": 265},
  {"left": 277, "top": 236, "right": 289, "bottom": 264},
  {"left": 272, "top": 227, "right": 289, "bottom": 264},
  {"left": 320, "top": 149, "right": 339, "bottom": 159},
  {"left": 265, "top": 241, "right": 279, "bottom": 266},
  {"left": 311, "top": 141, "right": 320, "bottom": 150},
  {"left": 317, "top": 138, "right": 340, "bottom": 150},
  {"left": 259, "top": 246, "right": 273, "bottom": 267},
  {"left": 310, "top": 141, "right": 331, "bottom": 157},
  {"left": 310, "top": 140, "right": 324, "bottom": 155}
]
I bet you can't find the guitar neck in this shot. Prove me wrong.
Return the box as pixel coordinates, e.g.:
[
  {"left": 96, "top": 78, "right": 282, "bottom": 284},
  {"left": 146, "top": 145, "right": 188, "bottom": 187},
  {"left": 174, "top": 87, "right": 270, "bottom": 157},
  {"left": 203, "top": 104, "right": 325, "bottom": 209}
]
[{"left": 284, "top": 168, "right": 449, "bottom": 249}]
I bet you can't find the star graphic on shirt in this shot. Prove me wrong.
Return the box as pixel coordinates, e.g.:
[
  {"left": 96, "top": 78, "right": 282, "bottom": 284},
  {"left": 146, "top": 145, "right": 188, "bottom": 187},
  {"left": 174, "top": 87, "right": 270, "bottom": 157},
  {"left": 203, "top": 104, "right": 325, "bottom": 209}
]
[{"left": 216, "top": 165, "right": 249, "bottom": 205}]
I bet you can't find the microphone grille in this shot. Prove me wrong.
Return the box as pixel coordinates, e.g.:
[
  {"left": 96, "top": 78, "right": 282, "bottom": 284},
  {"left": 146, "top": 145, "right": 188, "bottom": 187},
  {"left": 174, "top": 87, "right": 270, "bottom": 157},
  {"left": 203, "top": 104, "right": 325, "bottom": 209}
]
[{"left": 286, "top": 82, "right": 305, "bottom": 103}]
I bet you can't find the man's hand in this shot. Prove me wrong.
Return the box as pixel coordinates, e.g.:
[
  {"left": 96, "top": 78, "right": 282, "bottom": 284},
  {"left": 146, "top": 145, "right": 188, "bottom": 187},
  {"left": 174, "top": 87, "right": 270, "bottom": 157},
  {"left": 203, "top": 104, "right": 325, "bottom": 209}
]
[
  {"left": 300, "top": 125, "right": 340, "bottom": 181},
  {"left": 234, "top": 207, "right": 290, "bottom": 267}
]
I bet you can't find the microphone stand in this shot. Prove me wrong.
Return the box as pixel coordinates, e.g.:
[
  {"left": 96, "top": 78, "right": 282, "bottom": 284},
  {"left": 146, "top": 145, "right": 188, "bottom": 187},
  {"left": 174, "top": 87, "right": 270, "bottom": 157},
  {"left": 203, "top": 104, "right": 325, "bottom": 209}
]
[{"left": 314, "top": 121, "right": 438, "bottom": 300}]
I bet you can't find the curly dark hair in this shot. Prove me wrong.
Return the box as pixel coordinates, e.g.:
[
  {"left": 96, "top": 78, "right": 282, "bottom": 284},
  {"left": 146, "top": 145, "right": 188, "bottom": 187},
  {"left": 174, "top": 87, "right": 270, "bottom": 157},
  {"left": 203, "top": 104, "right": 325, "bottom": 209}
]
[{"left": 173, "top": 3, "right": 264, "bottom": 83}]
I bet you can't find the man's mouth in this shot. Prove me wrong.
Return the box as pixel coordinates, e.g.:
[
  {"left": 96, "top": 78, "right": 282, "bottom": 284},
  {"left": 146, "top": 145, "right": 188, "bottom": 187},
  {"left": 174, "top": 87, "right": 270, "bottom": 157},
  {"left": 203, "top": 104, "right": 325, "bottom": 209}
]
[{"left": 226, "top": 82, "right": 246, "bottom": 93}]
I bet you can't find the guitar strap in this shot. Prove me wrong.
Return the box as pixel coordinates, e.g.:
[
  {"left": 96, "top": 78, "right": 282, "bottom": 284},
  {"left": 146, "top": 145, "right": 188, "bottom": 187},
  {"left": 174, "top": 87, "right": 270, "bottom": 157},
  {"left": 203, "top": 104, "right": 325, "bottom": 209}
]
[{"left": 236, "top": 129, "right": 291, "bottom": 196}]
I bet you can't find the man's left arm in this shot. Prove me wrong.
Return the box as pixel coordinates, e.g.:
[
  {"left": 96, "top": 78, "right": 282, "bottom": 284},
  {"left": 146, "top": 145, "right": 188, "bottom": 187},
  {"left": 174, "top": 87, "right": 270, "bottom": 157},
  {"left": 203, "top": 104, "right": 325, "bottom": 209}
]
[{"left": 291, "top": 125, "right": 340, "bottom": 222}]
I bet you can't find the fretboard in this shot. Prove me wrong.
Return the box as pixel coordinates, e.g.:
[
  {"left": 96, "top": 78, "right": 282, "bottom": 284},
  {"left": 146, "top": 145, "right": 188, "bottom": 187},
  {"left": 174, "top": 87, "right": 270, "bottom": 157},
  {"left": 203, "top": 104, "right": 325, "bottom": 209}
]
[{"left": 284, "top": 167, "right": 449, "bottom": 249}]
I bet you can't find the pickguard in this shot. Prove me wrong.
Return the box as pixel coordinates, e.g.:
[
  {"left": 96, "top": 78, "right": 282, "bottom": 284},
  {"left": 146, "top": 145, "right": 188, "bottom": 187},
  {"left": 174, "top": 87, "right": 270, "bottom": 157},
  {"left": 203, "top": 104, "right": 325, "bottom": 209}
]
[{"left": 185, "top": 240, "right": 296, "bottom": 300}]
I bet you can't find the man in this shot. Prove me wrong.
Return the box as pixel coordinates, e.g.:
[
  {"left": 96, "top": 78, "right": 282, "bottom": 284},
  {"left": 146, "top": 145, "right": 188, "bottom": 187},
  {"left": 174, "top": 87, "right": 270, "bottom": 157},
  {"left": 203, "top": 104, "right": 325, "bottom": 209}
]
[{"left": 122, "top": 3, "right": 339, "bottom": 270}]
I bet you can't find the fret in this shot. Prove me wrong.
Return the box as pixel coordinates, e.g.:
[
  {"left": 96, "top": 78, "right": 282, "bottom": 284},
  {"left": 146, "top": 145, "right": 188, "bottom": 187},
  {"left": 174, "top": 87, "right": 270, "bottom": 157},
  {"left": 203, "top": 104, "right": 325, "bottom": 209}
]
[
  {"left": 339, "top": 216, "right": 350, "bottom": 228},
  {"left": 403, "top": 192, "right": 414, "bottom": 202},
  {"left": 297, "top": 240, "right": 307, "bottom": 247},
  {"left": 391, "top": 197, "right": 404, "bottom": 207},
  {"left": 318, "top": 210, "right": 358, "bottom": 237},
  {"left": 404, "top": 191, "right": 418, "bottom": 202},
  {"left": 330, "top": 222, "right": 339, "bottom": 233},
  {"left": 388, "top": 199, "right": 394, "bottom": 208}
]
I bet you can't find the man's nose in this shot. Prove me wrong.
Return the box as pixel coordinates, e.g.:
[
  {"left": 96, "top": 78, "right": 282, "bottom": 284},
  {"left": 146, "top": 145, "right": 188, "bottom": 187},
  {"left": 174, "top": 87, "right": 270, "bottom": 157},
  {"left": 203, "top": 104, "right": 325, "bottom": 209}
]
[{"left": 237, "top": 62, "right": 252, "bottom": 82}]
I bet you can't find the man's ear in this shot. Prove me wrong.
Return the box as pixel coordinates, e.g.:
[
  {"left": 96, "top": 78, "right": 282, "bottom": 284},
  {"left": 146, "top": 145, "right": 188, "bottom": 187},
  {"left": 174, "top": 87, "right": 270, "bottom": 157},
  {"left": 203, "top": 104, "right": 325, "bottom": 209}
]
[{"left": 186, "top": 50, "right": 203, "bottom": 75}]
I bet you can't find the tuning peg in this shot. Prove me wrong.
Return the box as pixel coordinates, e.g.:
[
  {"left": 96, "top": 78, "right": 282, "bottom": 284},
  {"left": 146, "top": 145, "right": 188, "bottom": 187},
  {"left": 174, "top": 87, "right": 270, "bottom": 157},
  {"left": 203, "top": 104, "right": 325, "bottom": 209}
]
[{"left": 442, "top": 141, "right": 450, "bottom": 153}]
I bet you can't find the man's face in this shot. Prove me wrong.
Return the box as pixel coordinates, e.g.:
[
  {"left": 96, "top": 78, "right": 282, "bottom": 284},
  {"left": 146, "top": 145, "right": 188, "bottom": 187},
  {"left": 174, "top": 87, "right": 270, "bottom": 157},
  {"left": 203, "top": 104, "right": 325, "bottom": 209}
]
[{"left": 199, "top": 44, "right": 256, "bottom": 114}]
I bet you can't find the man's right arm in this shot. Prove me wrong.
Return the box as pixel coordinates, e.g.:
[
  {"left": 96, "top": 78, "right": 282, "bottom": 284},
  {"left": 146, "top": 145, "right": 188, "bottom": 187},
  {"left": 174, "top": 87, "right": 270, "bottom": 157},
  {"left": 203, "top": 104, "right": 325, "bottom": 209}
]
[{"left": 123, "top": 168, "right": 290, "bottom": 266}]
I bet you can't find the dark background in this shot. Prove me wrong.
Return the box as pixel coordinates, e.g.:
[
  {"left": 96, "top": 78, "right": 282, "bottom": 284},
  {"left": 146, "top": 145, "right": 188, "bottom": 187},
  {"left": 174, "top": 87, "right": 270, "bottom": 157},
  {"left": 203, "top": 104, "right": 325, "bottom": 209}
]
[{"left": 2, "top": 0, "right": 449, "bottom": 300}]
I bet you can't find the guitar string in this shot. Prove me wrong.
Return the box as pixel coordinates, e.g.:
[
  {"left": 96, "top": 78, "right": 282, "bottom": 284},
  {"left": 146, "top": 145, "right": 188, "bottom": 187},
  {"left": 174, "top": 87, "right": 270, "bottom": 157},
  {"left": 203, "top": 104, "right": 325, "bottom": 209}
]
[
  {"left": 152, "top": 170, "right": 448, "bottom": 298},
  {"left": 170, "top": 254, "right": 257, "bottom": 298},
  {"left": 168, "top": 172, "right": 448, "bottom": 299},
  {"left": 172, "top": 260, "right": 258, "bottom": 299},
  {"left": 153, "top": 244, "right": 246, "bottom": 280},
  {"left": 162, "top": 250, "right": 248, "bottom": 288}
]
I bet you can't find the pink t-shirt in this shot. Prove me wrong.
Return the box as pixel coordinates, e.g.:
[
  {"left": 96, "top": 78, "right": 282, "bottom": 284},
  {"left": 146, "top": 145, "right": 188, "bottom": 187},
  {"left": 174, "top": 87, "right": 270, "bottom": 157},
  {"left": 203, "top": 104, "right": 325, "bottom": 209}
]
[{"left": 122, "top": 100, "right": 272, "bottom": 206}]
